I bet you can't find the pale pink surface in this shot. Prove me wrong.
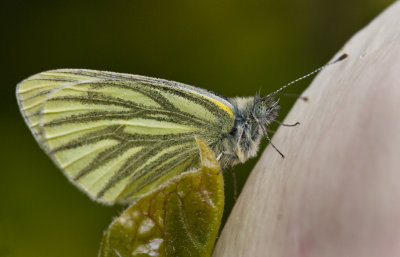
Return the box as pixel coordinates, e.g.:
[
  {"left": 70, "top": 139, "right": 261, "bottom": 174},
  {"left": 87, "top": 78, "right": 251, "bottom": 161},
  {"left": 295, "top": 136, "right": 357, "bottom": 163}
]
[{"left": 213, "top": 2, "right": 400, "bottom": 257}]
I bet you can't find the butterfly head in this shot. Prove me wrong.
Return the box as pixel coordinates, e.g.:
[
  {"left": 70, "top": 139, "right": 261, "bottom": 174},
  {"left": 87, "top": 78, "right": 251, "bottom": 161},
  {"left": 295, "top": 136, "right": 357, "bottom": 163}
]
[
  {"left": 226, "top": 95, "right": 280, "bottom": 165},
  {"left": 252, "top": 94, "right": 280, "bottom": 127}
]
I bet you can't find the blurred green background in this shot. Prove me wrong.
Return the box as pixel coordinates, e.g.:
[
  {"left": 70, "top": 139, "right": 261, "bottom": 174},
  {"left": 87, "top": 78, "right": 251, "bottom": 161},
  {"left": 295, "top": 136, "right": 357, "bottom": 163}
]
[{"left": 0, "top": 0, "right": 393, "bottom": 256}]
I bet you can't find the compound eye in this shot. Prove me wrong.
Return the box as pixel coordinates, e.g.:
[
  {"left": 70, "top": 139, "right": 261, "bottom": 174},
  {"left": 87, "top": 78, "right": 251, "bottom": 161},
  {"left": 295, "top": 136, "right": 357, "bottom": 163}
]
[{"left": 256, "top": 105, "right": 266, "bottom": 117}]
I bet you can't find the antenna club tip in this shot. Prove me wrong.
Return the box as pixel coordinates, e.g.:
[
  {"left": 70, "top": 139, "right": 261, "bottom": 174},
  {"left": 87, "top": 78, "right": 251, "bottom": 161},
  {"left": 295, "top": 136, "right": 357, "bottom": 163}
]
[{"left": 336, "top": 53, "right": 348, "bottom": 62}]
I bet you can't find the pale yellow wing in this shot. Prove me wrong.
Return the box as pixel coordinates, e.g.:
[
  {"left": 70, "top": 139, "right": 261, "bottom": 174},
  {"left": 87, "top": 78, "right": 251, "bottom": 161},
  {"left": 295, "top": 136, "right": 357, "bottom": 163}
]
[{"left": 16, "top": 69, "right": 234, "bottom": 204}]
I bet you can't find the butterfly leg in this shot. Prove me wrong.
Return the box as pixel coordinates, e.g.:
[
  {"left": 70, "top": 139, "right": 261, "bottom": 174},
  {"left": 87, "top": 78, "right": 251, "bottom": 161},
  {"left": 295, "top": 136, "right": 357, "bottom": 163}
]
[
  {"left": 216, "top": 162, "right": 238, "bottom": 201},
  {"left": 260, "top": 124, "right": 285, "bottom": 158},
  {"left": 231, "top": 168, "right": 238, "bottom": 201},
  {"left": 222, "top": 125, "right": 245, "bottom": 171},
  {"left": 216, "top": 151, "right": 237, "bottom": 174},
  {"left": 217, "top": 152, "right": 237, "bottom": 167},
  {"left": 266, "top": 128, "right": 276, "bottom": 134},
  {"left": 274, "top": 120, "right": 300, "bottom": 127}
]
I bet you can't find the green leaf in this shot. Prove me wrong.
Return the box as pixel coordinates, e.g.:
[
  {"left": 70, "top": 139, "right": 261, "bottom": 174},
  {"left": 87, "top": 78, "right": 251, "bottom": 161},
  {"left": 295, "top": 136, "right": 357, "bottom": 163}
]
[{"left": 99, "top": 137, "right": 224, "bottom": 257}]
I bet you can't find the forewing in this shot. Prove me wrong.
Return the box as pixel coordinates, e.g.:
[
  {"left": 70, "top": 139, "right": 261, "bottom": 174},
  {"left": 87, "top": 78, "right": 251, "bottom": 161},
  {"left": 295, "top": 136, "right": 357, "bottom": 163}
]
[{"left": 16, "top": 69, "right": 234, "bottom": 204}]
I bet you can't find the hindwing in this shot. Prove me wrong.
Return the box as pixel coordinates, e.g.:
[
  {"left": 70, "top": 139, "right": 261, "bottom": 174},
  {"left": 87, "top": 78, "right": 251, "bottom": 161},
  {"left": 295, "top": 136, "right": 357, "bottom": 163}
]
[{"left": 16, "top": 69, "right": 234, "bottom": 203}]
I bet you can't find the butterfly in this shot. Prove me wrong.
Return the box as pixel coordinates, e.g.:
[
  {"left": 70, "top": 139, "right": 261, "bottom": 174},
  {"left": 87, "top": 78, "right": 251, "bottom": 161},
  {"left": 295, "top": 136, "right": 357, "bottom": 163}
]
[{"left": 16, "top": 54, "right": 347, "bottom": 204}]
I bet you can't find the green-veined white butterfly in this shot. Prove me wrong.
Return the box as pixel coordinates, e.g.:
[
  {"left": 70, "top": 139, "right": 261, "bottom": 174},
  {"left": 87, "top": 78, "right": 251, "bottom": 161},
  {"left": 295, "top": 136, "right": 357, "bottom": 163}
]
[{"left": 16, "top": 54, "right": 347, "bottom": 204}]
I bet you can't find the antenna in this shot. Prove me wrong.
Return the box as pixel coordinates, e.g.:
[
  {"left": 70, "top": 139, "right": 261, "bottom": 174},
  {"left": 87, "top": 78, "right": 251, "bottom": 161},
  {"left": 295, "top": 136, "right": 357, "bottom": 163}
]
[{"left": 269, "top": 53, "right": 348, "bottom": 96}]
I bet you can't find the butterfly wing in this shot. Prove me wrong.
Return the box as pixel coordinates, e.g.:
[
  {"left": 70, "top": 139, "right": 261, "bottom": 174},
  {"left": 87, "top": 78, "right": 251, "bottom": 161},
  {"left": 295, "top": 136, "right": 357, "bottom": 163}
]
[{"left": 16, "top": 69, "right": 234, "bottom": 204}]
